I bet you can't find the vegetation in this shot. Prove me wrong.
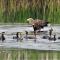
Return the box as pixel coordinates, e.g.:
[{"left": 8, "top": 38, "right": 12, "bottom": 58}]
[
  {"left": 0, "top": 49, "right": 60, "bottom": 60},
  {"left": 0, "top": 0, "right": 60, "bottom": 23}
]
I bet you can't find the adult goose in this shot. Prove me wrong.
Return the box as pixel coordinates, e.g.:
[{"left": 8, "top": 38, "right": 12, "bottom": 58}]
[{"left": 27, "top": 18, "right": 49, "bottom": 36}]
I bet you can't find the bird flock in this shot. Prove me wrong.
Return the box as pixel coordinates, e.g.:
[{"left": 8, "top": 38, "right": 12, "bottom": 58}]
[{"left": 0, "top": 18, "right": 60, "bottom": 42}]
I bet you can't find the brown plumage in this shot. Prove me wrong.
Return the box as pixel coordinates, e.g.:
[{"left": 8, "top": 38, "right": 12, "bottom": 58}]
[
  {"left": 27, "top": 18, "right": 49, "bottom": 36},
  {"left": 27, "top": 18, "right": 49, "bottom": 31}
]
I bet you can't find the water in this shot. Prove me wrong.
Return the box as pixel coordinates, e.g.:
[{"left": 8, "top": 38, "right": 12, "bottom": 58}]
[{"left": 0, "top": 24, "right": 60, "bottom": 51}]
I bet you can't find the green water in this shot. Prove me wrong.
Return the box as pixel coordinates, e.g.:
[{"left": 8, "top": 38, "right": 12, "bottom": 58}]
[{"left": 0, "top": 48, "right": 60, "bottom": 60}]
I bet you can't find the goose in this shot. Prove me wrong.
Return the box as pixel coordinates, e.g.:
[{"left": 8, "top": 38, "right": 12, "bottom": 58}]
[{"left": 27, "top": 18, "right": 49, "bottom": 36}]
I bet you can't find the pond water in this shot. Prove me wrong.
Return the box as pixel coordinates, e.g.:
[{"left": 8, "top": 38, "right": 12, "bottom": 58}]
[
  {"left": 0, "top": 24, "right": 60, "bottom": 51},
  {"left": 0, "top": 24, "right": 60, "bottom": 60}
]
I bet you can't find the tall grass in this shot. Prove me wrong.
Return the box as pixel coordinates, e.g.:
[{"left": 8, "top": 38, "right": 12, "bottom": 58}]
[
  {"left": 0, "top": 0, "right": 60, "bottom": 23},
  {"left": 0, "top": 49, "right": 60, "bottom": 60}
]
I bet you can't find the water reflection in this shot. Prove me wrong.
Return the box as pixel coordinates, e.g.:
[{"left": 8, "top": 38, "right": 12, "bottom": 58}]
[{"left": 0, "top": 49, "right": 60, "bottom": 60}]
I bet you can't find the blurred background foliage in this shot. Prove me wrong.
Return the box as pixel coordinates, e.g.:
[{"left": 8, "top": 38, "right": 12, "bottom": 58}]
[{"left": 0, "top": 0, "right": 60, "bottom": 23}]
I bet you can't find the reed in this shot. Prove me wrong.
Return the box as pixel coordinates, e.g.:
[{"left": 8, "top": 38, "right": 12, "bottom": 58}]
[
  {"left": 0, "top": 0, "right": 60, "bottom": 23},
  {"left": 0, "top": 49, "right": 59, "bottom": 60}
]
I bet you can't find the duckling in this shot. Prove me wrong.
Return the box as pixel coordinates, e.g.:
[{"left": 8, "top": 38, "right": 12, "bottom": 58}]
[
  {"left": 13, "top": 32, "right": 19, "bottom": 39},
  {"left": 1, "top": 32, "right": 5, "bottom": 41},
  {"left": 49, "top": 28, "right": 53, "bottom": 38},
  {"left": 53, "top": 34, "right": 56, "bottom": 41},
  {"left": 13, "top": 32, "right": 23, "bottom": 41},
  {"left": 24, "top": 31, "right": 36, "bottom": 39},
  {"left": 48, "top": 34, "right": 56, "bottom": 41},
  {"left": 25, "top": 31, "right": 28, "bottom": 39}
]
